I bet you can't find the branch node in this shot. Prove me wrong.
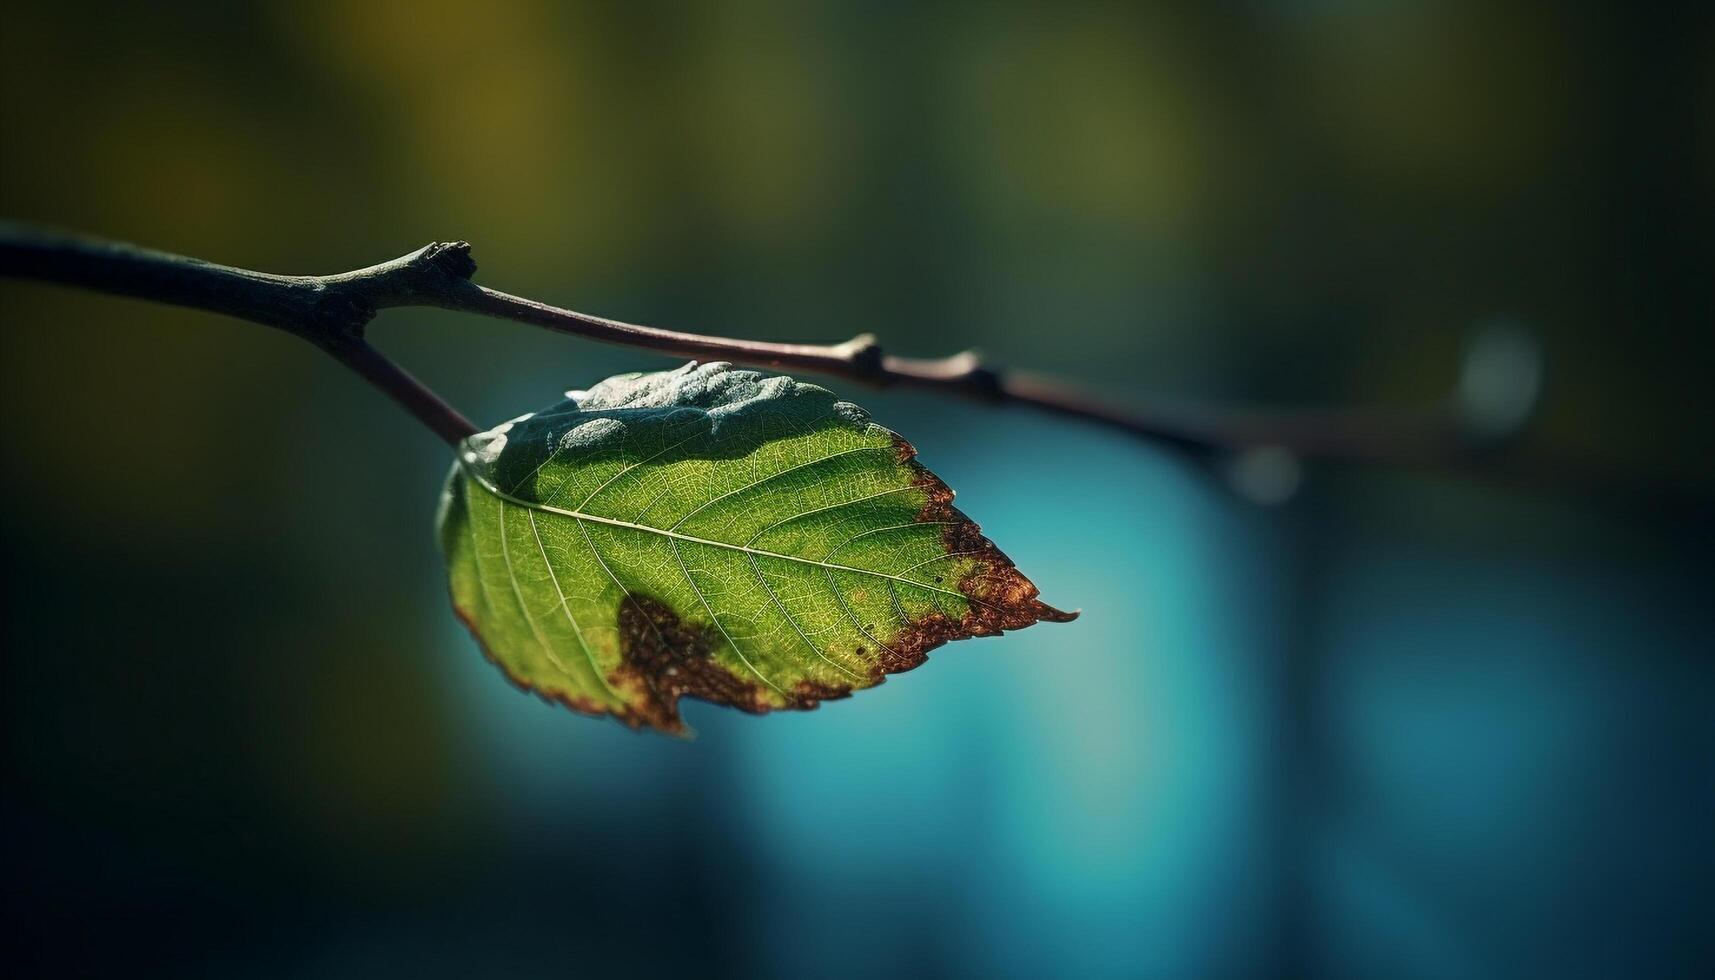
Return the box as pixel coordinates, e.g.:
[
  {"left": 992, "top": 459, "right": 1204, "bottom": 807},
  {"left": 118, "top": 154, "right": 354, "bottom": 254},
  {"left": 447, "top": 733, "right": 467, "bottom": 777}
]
[
  {"left": 308, "top": 291, "right": 377, "bottom": 344},
  {"left": 421, "top": 240, "right": 477, "bottom": 281},
  {"left": 836, "top": 332, "right": 885, "bottom": 378},
  {"left": 960, "top": 359, "right": 1004, "bottom": 401}
]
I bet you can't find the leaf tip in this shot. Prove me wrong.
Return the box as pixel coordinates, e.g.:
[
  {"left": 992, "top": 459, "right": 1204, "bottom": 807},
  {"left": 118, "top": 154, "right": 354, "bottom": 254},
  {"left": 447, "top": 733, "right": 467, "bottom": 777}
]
[{"left": 1036, "top": 601, "right": 1081, "bottom": 624}]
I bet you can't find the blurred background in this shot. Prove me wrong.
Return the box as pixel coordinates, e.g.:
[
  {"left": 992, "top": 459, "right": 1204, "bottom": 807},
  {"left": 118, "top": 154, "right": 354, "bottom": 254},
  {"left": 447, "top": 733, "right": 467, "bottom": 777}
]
[{"left": 2, "top": 1, "right": 1711, "bottom": 977}]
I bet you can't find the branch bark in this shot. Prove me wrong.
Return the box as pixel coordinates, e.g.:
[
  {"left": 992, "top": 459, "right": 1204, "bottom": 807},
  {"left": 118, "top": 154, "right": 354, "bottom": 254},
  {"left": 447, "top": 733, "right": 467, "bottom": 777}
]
[
  {"left": 0, "top": 222, "right": 1509, "bottom": 466},
  {"left": 0, "top": 224, "right": 480, "bottom": 444}
]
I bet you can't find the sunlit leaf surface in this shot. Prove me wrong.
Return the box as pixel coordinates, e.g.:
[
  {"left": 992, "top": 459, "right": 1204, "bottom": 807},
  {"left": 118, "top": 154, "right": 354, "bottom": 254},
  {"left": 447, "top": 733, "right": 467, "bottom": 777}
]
[{"left": 439, "top": 362, "right": 1075, "bottom": 733}]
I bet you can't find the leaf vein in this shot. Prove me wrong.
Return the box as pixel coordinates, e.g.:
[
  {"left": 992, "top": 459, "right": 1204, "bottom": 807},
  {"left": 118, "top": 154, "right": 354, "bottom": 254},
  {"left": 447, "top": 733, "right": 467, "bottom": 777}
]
[
  {"left": 666, "top": 441, "right": 886, "bottom": 532},
  {"left": 460, "top": 455, "right": 988, "bottom": 607},
  {"left": 497, "top": 504, "right": 572, "bottom": 677},
  {"left": 747, "top": 553, "right": 864, "bottom": 682},
  {"left": 669, "top": 538, "right": 784, "bottom": 695},
  {"left": 528, "top": 509, "right": 618, "bottom": 701}
]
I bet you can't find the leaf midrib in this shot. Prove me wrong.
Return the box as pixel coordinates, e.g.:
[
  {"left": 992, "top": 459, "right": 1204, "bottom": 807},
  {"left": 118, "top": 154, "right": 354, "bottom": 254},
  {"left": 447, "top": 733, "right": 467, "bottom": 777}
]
[{"left": 458, "top": 454, "right": 974, "bottom": 604}]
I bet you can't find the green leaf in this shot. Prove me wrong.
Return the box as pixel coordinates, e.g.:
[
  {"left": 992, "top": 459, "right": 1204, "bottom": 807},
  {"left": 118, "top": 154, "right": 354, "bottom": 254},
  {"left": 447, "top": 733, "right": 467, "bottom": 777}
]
[{"left": 437, "top": 362, "right": 1076, "bottom": 734}]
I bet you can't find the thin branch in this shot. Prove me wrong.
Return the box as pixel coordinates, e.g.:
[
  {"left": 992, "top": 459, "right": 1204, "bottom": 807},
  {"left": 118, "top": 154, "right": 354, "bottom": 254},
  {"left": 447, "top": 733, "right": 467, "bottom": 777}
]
[
  {"left": 323, "top": 338, "right": 477, "bottom": 446},
  {"left": 0, "top": 223, "right": 477, "bottom": 443},
  {"left": 0, "top": 222, "right": 1516, "bottom": 466},
  {"left": 440, "top": 286, "right": 1495, "bottom": 464}
]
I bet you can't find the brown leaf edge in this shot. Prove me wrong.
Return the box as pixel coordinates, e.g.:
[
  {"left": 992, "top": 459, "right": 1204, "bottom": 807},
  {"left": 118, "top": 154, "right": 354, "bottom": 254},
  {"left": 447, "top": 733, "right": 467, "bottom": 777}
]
[{"left": 449, "top": 433, "right": 1077, "bottom": 736}]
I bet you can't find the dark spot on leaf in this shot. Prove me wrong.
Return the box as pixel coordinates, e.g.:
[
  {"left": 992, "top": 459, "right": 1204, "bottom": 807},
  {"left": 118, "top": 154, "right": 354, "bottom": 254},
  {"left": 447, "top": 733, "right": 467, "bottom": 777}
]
[
  {"left": 611, "top": 594, "right": 760, "bottom": 734},
  {"left": 610, "top": 594, "right": 853, "bottom": 735}
]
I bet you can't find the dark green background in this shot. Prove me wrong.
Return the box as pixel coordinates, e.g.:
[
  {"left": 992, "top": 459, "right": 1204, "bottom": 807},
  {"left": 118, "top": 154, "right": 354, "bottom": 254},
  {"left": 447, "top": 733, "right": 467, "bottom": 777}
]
[{"left": 2, "top": 2, "right": 1710, "bottom": 977}]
